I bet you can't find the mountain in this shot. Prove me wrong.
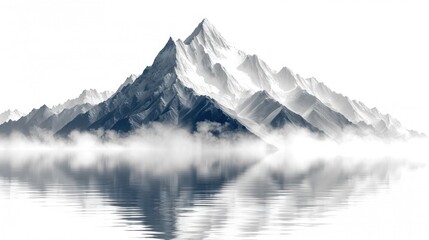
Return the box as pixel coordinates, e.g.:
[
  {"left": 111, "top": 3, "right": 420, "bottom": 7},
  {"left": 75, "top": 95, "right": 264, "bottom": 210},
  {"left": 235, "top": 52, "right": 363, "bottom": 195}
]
[
  {"left": 58, "top": 38, "right": 250, "bottom": 135},
  {"left": 0, "top": 88, "right": 113, "bottom": 135},
  {"left": 1, "top": 19, "right": 417, "bottom": 140},
  {"left": 39, "top": 104, "right": 93, "bottom": 132},
  {"left": 51, "top": 89, "right": 113, "bottom": 114},
  {"left": 172, "top": 19, "right": 415, "bottom": 138},
  {"left": 0, "top": 105, "right": 54, "bottom": 135},
  {"left": 0, "top": 109, "right": 25, "bottom": 125},
  {"left": 167, "top": 19, "right": 356, "bottom": 138},
  {"left": 57, "top": 19, "right": 417, "bottom": 139}
]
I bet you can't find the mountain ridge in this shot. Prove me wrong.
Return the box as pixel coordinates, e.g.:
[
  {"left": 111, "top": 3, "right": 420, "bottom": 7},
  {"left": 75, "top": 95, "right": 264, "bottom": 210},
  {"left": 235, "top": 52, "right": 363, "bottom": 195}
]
[{"left": 51, "top": 89, "right": 113, "bottom": 114}]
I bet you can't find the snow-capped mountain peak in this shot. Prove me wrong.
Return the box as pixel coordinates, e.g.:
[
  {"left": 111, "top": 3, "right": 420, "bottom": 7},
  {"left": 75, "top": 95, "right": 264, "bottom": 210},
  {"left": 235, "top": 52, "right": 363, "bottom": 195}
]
[
  {"left": 183, "top": 19, "right": 231, "bottom": 59},
  {"left": 0, "top": 109, "right": 25, "bottom": 125},
  {"left": 184, "top": 19, "right": 228, "bottom": 46},
  {"left": 79, "top": 89, "right": 108, "bottom": 102},
  {"left": 275, "top": 67, "right": 298, "bottom": 91},
  {"left": 52, "top": 89, "right": 113, "bottom": 113}
]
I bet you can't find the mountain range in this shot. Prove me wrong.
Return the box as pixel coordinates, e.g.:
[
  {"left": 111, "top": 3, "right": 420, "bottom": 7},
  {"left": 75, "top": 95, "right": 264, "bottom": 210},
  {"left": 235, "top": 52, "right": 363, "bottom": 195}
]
[
  {"left": 51, "top": 89, "right": 113, "bottom": 114},
  {"left": 0, "top": 88, "right": 113, "bottom": 135},
  {"left": 0, "top": 19, "right": 420, "bottom": 141}
]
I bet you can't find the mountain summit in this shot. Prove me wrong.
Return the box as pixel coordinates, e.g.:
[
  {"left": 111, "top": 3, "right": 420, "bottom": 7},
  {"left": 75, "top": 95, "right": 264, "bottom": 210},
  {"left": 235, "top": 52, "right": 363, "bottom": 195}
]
[{"left": 184, "top": 18, "right": 230, "bottom": 50}]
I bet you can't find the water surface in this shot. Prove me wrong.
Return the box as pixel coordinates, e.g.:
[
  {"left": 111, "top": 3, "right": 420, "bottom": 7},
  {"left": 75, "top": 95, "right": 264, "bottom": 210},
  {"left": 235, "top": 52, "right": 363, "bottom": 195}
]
[{"left": 0, "top": 151, "right": 426, "bottom": 239}]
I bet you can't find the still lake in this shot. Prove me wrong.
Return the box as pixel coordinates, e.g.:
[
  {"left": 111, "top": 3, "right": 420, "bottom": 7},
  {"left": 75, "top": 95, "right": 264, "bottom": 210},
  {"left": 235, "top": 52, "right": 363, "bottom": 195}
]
[{"left": 0, "top": 150, "right": 427, "bottom": 240}]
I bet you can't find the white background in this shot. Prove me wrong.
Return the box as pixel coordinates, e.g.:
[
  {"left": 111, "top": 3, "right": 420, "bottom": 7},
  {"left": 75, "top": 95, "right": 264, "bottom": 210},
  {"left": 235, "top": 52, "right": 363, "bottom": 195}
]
[{"left": 0, "top": 0, "right": 428, "bottom": 133}]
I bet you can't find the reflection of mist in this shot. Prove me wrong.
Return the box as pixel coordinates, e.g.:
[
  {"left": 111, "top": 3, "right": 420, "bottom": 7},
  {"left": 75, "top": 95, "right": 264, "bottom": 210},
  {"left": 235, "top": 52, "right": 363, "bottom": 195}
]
[
  {"left": 0, "top": 149, "right": 417, "bottom": 239},
  {"left": 174, "top": 153, "right": 413, "bottom": 239}
]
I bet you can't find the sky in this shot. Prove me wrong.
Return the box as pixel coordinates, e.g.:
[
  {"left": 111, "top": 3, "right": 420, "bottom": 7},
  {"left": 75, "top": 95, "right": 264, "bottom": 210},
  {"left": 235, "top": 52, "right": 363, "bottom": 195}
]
[{"left": 0, "top": 0, "right": 428, "bottom": 133}]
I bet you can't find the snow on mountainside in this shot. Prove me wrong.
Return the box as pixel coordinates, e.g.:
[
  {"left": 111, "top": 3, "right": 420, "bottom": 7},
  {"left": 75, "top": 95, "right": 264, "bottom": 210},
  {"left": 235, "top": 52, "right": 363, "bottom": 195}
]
[
  {"left": 292, "top": 76, "right": 410, "bottom": 137},
  {"left": 236, "top": 90, "right": 322, "bottom": 136},
  {"left": 58, "top": 18, "right": 417, "bottom": 140},
  {"left": 172, "top": 19, "right": 416, "bottom": 139},
  {"left": 173, "top": 19, "right": 355, "bottom": 138},
  {"left": 0, "top": 109, "right": 25, "bottom": 125},
  {"left": 52, "top": 89, "right": 113, "bottom": 113}
]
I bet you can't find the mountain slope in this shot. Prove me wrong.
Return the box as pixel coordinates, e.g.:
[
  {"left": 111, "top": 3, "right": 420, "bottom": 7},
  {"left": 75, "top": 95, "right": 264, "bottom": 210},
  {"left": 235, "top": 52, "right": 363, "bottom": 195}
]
[
  {"left": 292, "top": 76, "right": 412, "bottom": 137},
  {"left": 39, "top": 104, "right": 93, "bottom": 132},
  {"left": 236, "top": 90, "right": 321, "bottom": 132}
]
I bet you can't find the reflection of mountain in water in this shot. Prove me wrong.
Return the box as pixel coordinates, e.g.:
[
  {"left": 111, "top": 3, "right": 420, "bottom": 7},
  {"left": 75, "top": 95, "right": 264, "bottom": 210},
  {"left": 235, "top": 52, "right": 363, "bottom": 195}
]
[
  {"left": 0, "top": 153, "right": 258, "bottom": 239},
  {"left": 0, "top": 153, "right": 406, "bottom": 239}
]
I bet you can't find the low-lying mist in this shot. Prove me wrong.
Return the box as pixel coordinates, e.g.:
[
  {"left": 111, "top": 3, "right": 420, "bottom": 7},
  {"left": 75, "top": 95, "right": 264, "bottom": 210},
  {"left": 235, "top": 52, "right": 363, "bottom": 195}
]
[{"left": 0, "top": 122, "right": 427, "bottom": 166}]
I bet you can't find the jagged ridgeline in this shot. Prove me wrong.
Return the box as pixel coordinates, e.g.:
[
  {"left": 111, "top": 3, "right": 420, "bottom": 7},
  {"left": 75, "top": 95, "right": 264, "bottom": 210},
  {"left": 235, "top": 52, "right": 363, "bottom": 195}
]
[
  {"left": 0, "top": 19, "right": 421, "bottom": 140},
  {"left": 0, "top": 109, "right": 25, "bottom": 125}
]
